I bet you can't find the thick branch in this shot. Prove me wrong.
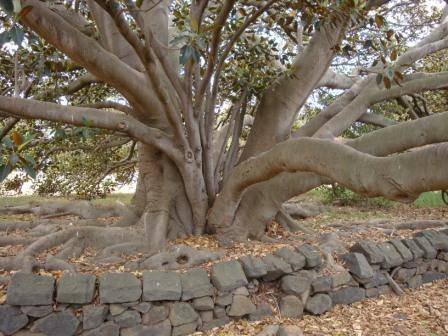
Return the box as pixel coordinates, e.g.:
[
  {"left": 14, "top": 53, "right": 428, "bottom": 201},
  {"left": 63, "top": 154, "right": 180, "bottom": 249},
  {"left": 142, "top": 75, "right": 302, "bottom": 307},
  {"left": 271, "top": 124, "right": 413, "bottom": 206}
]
[
  {"left": 210, "top": 138, "right": 448, "bottom": 231},
  {"left": 0, "top": 96, "right": 180, "bottom": 161}
]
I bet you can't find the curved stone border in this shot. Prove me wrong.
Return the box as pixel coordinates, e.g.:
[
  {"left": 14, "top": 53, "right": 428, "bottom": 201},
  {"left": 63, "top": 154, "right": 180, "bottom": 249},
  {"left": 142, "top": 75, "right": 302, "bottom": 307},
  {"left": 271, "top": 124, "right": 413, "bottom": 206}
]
[{"left": 1, "top": 229, "right": 448, "bottom": 336}]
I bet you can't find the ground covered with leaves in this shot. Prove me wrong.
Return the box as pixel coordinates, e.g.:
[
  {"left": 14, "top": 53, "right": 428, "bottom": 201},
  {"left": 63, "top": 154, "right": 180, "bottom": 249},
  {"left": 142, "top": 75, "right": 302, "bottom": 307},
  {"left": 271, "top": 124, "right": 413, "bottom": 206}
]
[{"left": 1, "top": 192, "right": 447, "bottom": 335}]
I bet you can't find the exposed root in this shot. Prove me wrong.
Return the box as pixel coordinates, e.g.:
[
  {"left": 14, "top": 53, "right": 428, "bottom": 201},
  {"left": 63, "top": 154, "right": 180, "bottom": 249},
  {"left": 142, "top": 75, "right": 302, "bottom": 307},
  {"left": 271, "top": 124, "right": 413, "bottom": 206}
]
[
  {"left": 385, "top": 271, "right": 405, "bottom": 296},
  {"left": 283, "top": 202, "right": 327, "bottom": 219},
  {"left": 56, "top": 237, "right": 86, "bottom": 260},
  {"left": 276, "top": 206, "right": 315, "bottom": 234},
  {"left": 0, "top": 226, "right": 143, "bottom": 271},
  {"left": 132, "top": 244, "right": 223, "bottom": 271},
  {"left": 0, "top": 236, "right": 37, "bottom": 247},
  {"left": 0, "top": 200, "right": 137, "bottom": 221},
  {"left": 375, "top": 220, "right": 448, "bottom": 231}
]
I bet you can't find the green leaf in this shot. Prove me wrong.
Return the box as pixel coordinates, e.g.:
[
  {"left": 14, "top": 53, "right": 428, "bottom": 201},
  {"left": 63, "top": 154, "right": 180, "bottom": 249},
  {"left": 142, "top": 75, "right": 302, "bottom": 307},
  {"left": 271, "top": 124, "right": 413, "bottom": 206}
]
[
  {"left": 136, "top": 0, "right": 143, "bottom": 8},
  {"left": 23, "top": 154, "right": 36, "bottom": 166},
  {"left": 0, "top": 164, "right": 12, "bottom": 183},
  {"left": 179, "top": 45, "right": 194, "bottom": 65},
  {"left": 9, "top": 26, "right": 24, "bottom": 45},
  {"left": 2, "top": 137, "right": 13, "bottom": 149},
  {"left": 22, "top": 162, "right": 36, "bottom": 179},
  {"left": 0, "top": 31, "right": 11, "bottom": 47},
  {"left": 0, "top": 0, "right": 13, "bottom": 13}
]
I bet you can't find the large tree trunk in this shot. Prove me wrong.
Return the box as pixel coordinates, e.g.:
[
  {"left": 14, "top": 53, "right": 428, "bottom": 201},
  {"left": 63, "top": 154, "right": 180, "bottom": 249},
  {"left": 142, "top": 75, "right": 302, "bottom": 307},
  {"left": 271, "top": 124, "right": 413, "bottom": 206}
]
[{"left": 132, "top": 144, "right": 194, "bottom": 251}]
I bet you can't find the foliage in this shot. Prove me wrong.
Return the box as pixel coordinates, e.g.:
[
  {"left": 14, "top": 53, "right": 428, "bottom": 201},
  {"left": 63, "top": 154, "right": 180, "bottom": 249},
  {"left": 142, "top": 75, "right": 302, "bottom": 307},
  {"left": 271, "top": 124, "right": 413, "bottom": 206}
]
[{"left": 317, "top": 184, "right": 393, "bottom": 207}]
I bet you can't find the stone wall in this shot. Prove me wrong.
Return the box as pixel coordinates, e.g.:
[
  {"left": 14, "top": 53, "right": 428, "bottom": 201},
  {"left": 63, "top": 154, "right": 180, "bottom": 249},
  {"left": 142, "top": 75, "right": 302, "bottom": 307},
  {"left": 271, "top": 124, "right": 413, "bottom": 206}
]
[{"left": 1, "top": 229, "right": 448, "bottom": 336}]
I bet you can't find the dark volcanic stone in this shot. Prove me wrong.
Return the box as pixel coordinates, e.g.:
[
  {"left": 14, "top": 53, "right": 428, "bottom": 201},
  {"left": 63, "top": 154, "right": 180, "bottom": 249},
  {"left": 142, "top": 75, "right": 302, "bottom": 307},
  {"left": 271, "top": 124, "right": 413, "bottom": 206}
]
[
  {"left": 402, "top": 239, "right": 425, "bottom": 260},
  {"left": 239, "top": 256, "right": 267, "bottom": 279},
  {"left": 211, "top": 260, "right": 248, "bottom": 291},
  {"left": 296, "top": 244, "right": 322, "bottom": 268},
  {"left": 248, "top": 303, "right": 273, "bottom": 321},
  {"left": 274, "top": 247, "right": 306, "bottom": 271},
  {"left": 262, "top": 254, "right": 293, "bottom": 281},
  {"left": 7, "top": 273, "right": 54, "bottom": 306},
  {"left": 81, "top": 321, "right": 119, "bottom": 336},
  {"left": 279, "top": 295, "right": 303, "bottom": 319},
  {"left": 142, "top": 271, "right": 181, "bottom": 301},
  {"left": 312, "top": 276, "right": 332, "bottom": 293},
  {"left": 377, "top": 243, "right": 403, "bottom": 269},
  {"left": 142, "top": 305, "right": 169, "bottom": 326},
  {"left": 56, "top": 273, "right": 96, "bottom": 304},
  {"left": 31, "top": 311, "right": 80, "bottom": 336},
  {"left": 422, "top": 272, "right": 448, "bottom": 284},
  {"left": 21, "top": 305, "right": 53, "bottom": 318},
  {"left": 305, "top": 294, "right": 332, "bottom": 315},
  {"left": 342, "top": 253, "right": 374, "bottom": 279},
  {"left": 350, "top": 240, "right": 384, "bottom": 264},
  {"left": 169, "top": 302, "right": 198, "bottom": 327},
  {"left": 330, "top": 287, "right": 365, "bottom": 305},
  {"left": 83, "top": 305, "right": 108, "bottom": 330},
  {"left": 389, "top": 239, "right": 413, "bottom": 263},
  {"left": 0, "top": 305, "right": 29, "bottom": 335},
  {"left": 414, "top": 237, "right": 437, "bottom": 259},
  {"left": 415, "top": 230, "right": 448, "bottom": 251},
  {"left": 180, "top": 268, "right": 214, "bottom": 301},
  {"left": 227, "top": 295, "right": 256, "bottom": 317},
  {"left": 280, "top": 275, "right": 311, "bottom": 295},
  {"left": 99, "top": 273, "right": 142, "bottom": 304}
]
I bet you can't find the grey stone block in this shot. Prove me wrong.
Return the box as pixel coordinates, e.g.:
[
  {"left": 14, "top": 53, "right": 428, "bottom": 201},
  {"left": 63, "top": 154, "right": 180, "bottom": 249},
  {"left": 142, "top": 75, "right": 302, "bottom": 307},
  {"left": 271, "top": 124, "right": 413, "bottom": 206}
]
[
  {"left": 169, "top": 302, "right": 198, "bottom": 327},
  {"left": 82, "top": 305, "right": 108, "bottom": 330},
  {"left": 200, "top": 317, "right": 231, "bottom": 331},
  {"left": 402, "top": 239, "right": 425, "bottom": 260},
  {"left": 227, "top": 295, "right": 256, "bottom": 317},
  {"left": 192, "top": 296, "right": 214, "bottom": 311},
  {"left": 20, "top": 305, "right": 53, "bottom": 318},
  {"left": 142, "top": 305, "right": 169, "bottom": 326},
  {"left": 350, "top": 240, "right": 384, "bottom": 264},
  {"left": 31, "top": 312, "right": 79, "bottom": 336},
  {"left": 422, "top": 272, "right": 448, "bottom": 283},
  {"left": 238, "top": 256, "right": 267, "bottom": 279},
  {"left": 114, "top": 310, "right": 141, "bottom": 328},
  {"left": 99, "top": 273, "right": 141, "bottom": 304},
  {"left": 330, "top": 287, "right": 365, "bottom": 305},
  {"left": 389, "top": 239, "right": 413, "bottom": 263},
  {"left": 415, "top": 230, "right": 448, "bottom": 251},
  {"left": 393, "top": 268, "right": 416, "bottom": 283},
  {"left": 248, "top": 303, "right": 273, "bottom": 321},
  {"left": 279, "top": 295, "right": 303, "bottom": 319},
  {"left": 296, "top": 244, "right": 322, "bottom": 268},
  {"left": 414, "top": 237, "right": 437, "bottom": 259},
  {"left": 274, "top": 247, "right": 306, "bottom": 271},
  {"left": 7, "top": 273, "right": 54, "bottom": 306},
  {"left": 142, "top": 271, "right": 181, "bottom": 301},
  {"left": 280, "top": 275, "right": 311, "bottom": 295},
  {"left": 172, "top": 321, "right": 198, "bottom": 336},
  {"left": 407, "top": 275, "right": 423, "bottom": 289},
  {"left": 81, "top": 321, "right": 119, "bottom": 336},
  {"left": 378, "top": 242, "right": 403, "bottom": 269},
  {"left": 342, "top": 253, "right": 374, "bottom": 279},
  {"left": 305, "top": 294, "right": 332, "bottom": 315},
  {"left": 312, "top": 276, "right": 332, "bottom": 293},
  {"left": 331, "top": 270, "right": 352, "bottom": 288},
  {"left": 0, "top": 305, "right": 29, "bottom": 335},
  {"left": 211, "top": 260, "right": 248, "bottom": 292},
  {"left": 121, "top": 320, "right": 171, "bottom": 336},
  {"left": 56, "top": 273, "right": 96, "bottom": 304},
  {"left": 180, "top": 268, "right": 213, "bottom": 301},
  {"left": 215, "top": 293, "right": 232, "bottom": 307},
  {"left": 262, "top": 254, "right": 293, "bottom": 281}
]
